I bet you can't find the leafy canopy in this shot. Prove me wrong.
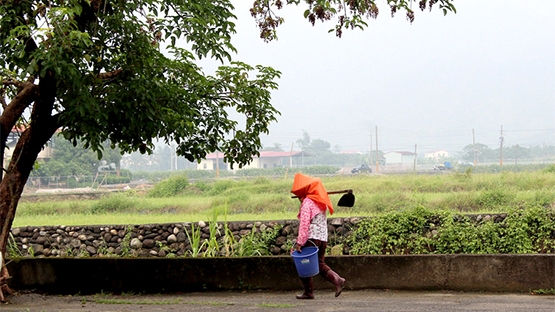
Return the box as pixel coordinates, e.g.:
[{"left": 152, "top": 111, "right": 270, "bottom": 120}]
[
  {"left": 0, "top": 0, "right": 455, "bottom": 168},
  {"left": 0, "top": 0, "right": 281, "bottom": 168},
  {"left": 30, "top": 134, "right": 122, "bottom": 177},
  {"left": 251, "top": 0, "right": 456, "bottom": 41}
]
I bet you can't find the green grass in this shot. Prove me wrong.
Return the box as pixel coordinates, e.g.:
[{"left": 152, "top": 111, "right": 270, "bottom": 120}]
[
  {"left": 13, "top": 170, "right": 555, "bottom": 227},
  {"left": 257, "top": 303, "right": 297, "bottom": 308},
  {"left": 530, "top": 288, "right": 555, "bottom": 295}
]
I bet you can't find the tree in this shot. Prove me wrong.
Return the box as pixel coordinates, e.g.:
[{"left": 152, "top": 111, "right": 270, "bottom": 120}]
[
  {"left": 296, "top": 130, "right": 311, "bottom": 150},
  {"left": 0, "top": 0, "right": 283, "bottom": 299},
  {"left": 30, "top": 134, "right": 122, "bottom": 177},
  {"left": 461, "top": 143, "right": 496, "bottom": 163},
  {"left": 0, "top": 0, "right": 455, "bottom": 300},
  {"left": 309, "top": 139, "right": 331, "bottom": 152}
]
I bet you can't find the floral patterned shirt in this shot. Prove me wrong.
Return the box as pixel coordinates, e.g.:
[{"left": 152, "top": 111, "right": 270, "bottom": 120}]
[{"left": 296, "top": 197, "right": 328, "bottom": 246}]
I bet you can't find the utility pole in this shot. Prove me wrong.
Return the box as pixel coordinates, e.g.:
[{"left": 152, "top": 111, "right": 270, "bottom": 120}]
[
  {"left": 369, "top": 133, "right": 373, "bottom": 169},
  {"left": 375, "top": 125, "right": 379, "bottom": 173},
  {"left": 413, "top": 143, "right": 417, "bottom": 173},
  {"left": 515, "top": 144, "right": 519, "bottom": 165},
  {"left": 499, "top": 125, "right": 504, "bottom": 166},
  {"left": 216, "top": 150, "right": 220, "bottom": 178},
  {"left": 472, "top": 128, "right": 477, "bottom": 166},
  {"left": 543, "top": 142, "right": 546, "bottom": 164},
  {"left": 169, "top": 145, "right": 173, "bottom": 171}
]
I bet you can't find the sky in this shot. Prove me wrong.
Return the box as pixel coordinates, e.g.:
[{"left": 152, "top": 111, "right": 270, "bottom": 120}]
[{"left": 200, "top": 0, "right": 555, "bottom": 155}]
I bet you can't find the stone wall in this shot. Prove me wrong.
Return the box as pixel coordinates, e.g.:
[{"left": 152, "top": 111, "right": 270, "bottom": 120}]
[
  {"left": 9, "top": 217, "right": 359, "bottom": 258},
  {"left": 9, "top": 213, "right": 509, "bottom": 258}
]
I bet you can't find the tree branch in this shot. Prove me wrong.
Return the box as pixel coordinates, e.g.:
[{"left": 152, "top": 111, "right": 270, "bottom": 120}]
[
  {"left": 1, "top": 78, "right": 39, "bottom": 138},
  {"left": 95, "top": 69, "right": 123, "bottom": 83}
]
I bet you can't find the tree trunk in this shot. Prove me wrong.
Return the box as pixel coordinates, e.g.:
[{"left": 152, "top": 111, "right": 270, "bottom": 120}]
[{"left": 0, "top": 124, "right": 57, "bottom": 300}]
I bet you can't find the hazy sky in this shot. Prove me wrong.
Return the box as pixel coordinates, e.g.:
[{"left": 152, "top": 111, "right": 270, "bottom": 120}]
[{"left": 201, "top": 1, "right": 555, "bottom": 155}]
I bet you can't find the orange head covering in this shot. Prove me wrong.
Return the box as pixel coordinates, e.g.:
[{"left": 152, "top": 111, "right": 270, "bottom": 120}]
[{"left": 291, "top": 173, "right": 334, "bottom": 214}]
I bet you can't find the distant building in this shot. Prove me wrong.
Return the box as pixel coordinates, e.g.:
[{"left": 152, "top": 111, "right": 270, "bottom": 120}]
[
  {"left": 340, "top": 150, "right": 363, "bottom": 155},
  {"left": 3, "top": 126, "right": 53, "bottom": 169},
  {"left": 197, "top": 151, "right": 314, "bottom": 171},
  {"left": 383, "top": 151, "right": 415, "bottom": 165},
  {"left": 424, "top": 150, "right": 449, "bottom": 160}
]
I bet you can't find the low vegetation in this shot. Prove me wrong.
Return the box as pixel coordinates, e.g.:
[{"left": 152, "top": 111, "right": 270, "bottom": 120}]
[
  {"left": 15, "top": 165, "right": 555, "bottom": 227},
  {"left": 347, "top": 205, "right": 555, "bottom": 255},
  {"left": 11, "top": 165, "right": 555, "bottom": 256}
]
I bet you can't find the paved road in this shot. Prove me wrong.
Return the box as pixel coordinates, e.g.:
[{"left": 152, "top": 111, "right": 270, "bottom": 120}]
[{"left": 3, "top": 289, "right": 555, "bottom": 312}]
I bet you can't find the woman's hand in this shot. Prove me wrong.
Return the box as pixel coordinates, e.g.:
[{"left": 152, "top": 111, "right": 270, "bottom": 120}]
[{"left": 290, "top": 243, "right": 302, "bottom": 254}]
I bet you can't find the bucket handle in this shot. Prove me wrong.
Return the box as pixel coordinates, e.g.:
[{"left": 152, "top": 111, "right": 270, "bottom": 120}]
[
  {"left": 294, "top": 239, "right": 318, "bottom": 253},
  {"left": 304, "top": 239, "right": 318, "bottom": 249}
]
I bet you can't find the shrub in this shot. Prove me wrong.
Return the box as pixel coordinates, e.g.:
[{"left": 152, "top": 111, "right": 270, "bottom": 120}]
[
  {"left": 206, "top": 179, "right": 238, "bottom": 196},
  {"left": 476, "top": 189, "right": 514, "bottom": 210},
  {"left": 146, "top": 175, "right": 189, "bottom": 198},
  {"left": 347, "top": 205, "right": 555, "bottom": 255}
]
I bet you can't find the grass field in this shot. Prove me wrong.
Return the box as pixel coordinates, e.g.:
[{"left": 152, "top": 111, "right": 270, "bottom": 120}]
[{"left": 13, "top": 169, "right": 555, "bottom": 227}]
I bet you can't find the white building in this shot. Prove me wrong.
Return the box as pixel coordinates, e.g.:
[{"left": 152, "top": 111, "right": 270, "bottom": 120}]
[
  {"left": 424, "top": 150, "right": 450, "bottom": 160},
  {"left": 197, "top": 151, "right": 313, "bottom": 171},
  {"left": 383, "top": 151, "right": 415, "bottom": 165}
]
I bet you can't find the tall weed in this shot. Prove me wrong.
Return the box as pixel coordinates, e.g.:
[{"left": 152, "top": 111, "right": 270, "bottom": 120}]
[
  {"left": 146, "top": 175, "right": 189, "bottom": 198},
  {"left": 89, "top": 192, "right": 138, "bottom": 214}
]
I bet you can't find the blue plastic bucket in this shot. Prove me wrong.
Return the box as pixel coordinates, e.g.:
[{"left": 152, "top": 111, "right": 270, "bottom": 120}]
[{"left": 291, "top": 246, "right": 319, "bottom": 277}]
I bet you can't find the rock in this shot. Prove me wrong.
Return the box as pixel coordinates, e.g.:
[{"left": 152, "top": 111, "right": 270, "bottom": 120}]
[
  {"left": 275, "top": 236, "right": 287, "bottom": 246},
  {"left": 167, "top": 234, "right": 177, "bottom": 243},
  {"left": 143, "top": 239, "right": 155, "bottom": 249},
  {"left": 334, "top": 226, "right": 348, "bottom": 235},
  {"left": 144, "top": 233, "right": 157, "bottom": 239},
  {"left": 176, "top": 232, "right": 187, "bottom": 243},
  {"left": 330, "top": 218, "right": 343, "bottom": 226},
  {"left": 31, "top": 244, "right": 44, "bottom": 255},
  {"left": 104, "top": 233, "right": 112, "bottom": 242},
  {"left": 86, "top": 246, "right": 97, "bottom": 255},
  {"left": 282, "top": 225, "right": 293, "bottom": 235},
  {"left": 70, "top": 239, "right": 81, "bottom": 248},
  {"left": 130, "top": 238, "right": 142, "bottom": 249}
]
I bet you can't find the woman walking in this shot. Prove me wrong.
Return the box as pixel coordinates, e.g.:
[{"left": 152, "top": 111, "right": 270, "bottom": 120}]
[{"left": 290, "top": 173, "right": 346, "bottom": 299}]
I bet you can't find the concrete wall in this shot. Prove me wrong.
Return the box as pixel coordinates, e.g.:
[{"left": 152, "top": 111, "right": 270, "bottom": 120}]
[{"left": 7, "top": 254, "right": 554, "bottom": 294}]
